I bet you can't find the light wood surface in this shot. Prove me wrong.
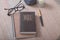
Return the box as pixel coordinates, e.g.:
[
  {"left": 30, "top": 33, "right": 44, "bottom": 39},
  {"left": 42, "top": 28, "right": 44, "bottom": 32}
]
[{"left": 0, "top": 0, "right": 60, "bottom": 40}]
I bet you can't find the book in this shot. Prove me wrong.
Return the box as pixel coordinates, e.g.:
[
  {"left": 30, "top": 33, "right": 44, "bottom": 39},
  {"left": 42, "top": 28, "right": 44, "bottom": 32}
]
[
  {"left": 13, "top": 12, "right": 36, "bottom": 38},
  {"left": 20, "top": 12, "right": 36, "bottom": 34}
]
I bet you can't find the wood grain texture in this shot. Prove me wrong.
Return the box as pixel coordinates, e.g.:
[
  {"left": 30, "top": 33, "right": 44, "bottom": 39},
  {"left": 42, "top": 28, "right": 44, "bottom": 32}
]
[{"left": 0, "top": 0, "right": 60, "bottom": 40}]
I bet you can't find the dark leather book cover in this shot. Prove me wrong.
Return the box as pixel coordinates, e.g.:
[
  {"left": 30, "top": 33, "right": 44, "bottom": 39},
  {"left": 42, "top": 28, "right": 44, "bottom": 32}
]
[{"left": 20, "top": 12, "right": 36, "bottom": 32}]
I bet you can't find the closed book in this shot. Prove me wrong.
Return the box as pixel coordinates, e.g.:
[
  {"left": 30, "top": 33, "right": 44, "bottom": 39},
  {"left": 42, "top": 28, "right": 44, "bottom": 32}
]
[{"left": 20, "top": 12, "right": 36, "bottom": 34}]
